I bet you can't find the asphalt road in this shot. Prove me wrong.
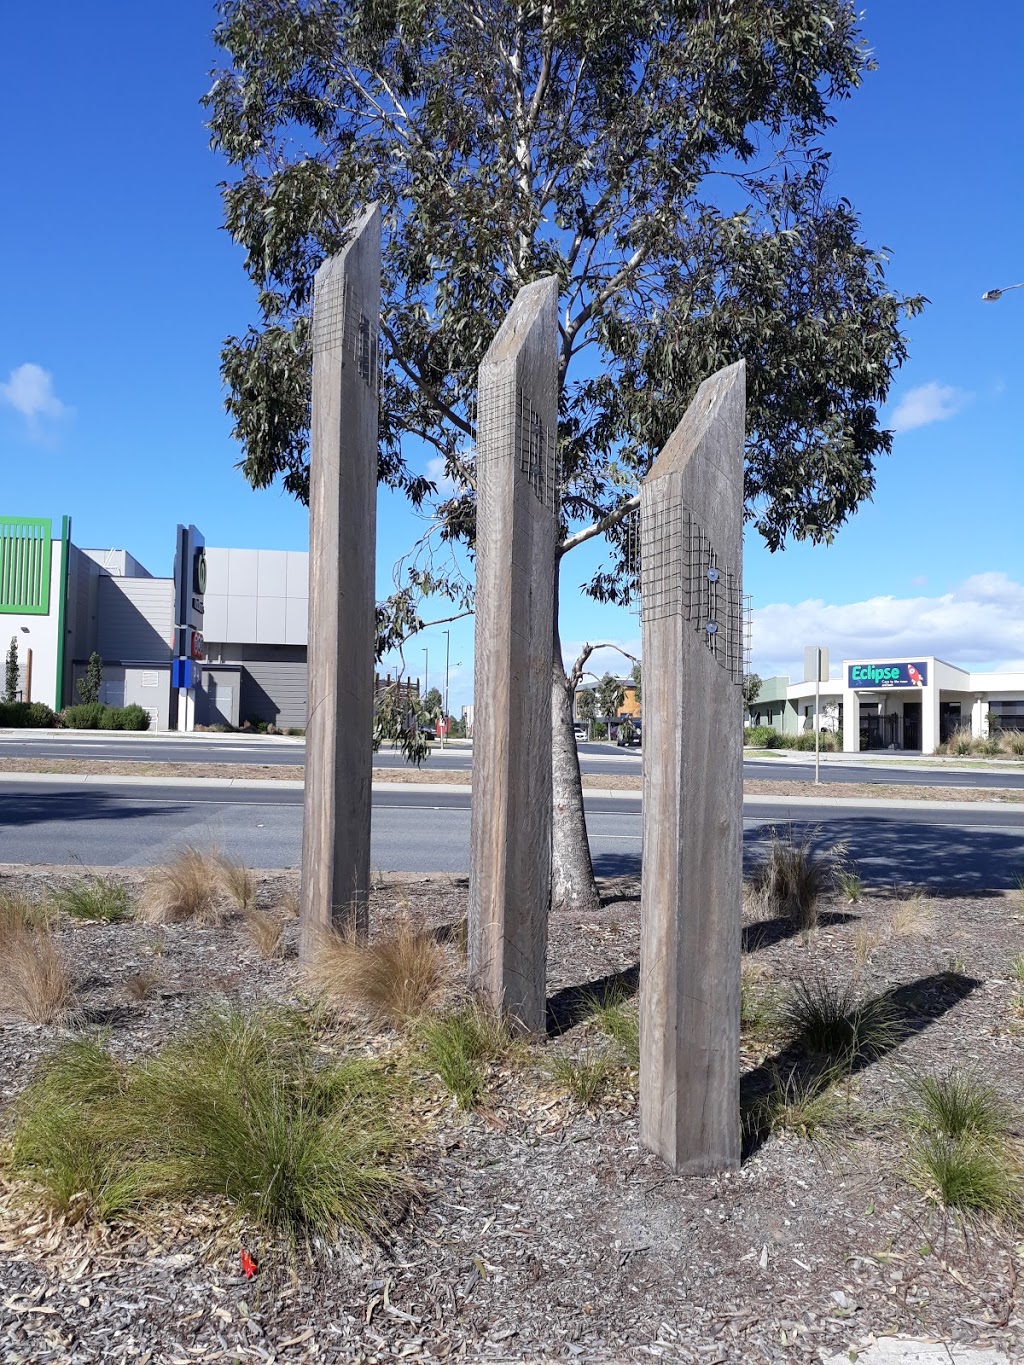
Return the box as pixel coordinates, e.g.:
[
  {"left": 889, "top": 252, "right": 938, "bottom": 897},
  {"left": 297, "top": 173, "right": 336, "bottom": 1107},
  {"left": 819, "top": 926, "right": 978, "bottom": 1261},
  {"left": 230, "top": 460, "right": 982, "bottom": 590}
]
[
  {"left": 2, "top": 779, "right": 1022, "bottom": 893},
  {"left": 2, "top": 732, "right": 1024, "bottom": 788}
]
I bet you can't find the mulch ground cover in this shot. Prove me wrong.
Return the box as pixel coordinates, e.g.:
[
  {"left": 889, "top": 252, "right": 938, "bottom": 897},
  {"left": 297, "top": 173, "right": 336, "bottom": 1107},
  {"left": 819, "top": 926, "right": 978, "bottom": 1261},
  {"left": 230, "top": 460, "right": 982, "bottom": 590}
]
[{"left": 1, "top": 867, "right": 1023, "bottom": 1363}]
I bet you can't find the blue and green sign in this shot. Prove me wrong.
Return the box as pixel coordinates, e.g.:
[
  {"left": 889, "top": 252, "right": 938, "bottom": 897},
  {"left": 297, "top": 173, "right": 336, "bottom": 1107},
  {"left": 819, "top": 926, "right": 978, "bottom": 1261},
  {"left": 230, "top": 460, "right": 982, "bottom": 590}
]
[{"left": 847, "top": 661, "right": 927, "bottom": 689}]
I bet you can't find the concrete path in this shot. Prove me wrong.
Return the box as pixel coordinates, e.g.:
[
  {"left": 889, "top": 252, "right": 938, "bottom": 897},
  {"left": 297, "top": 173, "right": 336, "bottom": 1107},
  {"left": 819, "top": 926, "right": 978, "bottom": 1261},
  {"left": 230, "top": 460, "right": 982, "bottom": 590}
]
[{"left": 825, "top": 1341, "right": 1009, "bottom": 1363}]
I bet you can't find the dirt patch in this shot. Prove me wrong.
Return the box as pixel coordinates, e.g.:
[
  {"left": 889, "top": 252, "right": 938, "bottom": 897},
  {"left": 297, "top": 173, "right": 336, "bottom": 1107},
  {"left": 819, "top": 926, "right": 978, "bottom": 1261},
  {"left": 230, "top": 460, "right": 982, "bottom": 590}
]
[{"left": 1, "top": 868, "right": 1023, "bottom": 1361}]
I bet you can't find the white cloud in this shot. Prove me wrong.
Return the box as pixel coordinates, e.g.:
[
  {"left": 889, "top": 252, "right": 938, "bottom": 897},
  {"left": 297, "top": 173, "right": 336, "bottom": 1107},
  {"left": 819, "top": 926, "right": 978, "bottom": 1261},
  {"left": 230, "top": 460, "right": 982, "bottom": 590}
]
[
  {"left": 889, "top": 381, "right": 971, "bottom": 434},
  {"left": 0, "top": 363, "right": 71, "bottom": 438},
  {"left": 752, "top": 573, "right": 1024, "bottom": 681},
  {"left": 425, "top": 455, "right": 464, "bottom": 497}
]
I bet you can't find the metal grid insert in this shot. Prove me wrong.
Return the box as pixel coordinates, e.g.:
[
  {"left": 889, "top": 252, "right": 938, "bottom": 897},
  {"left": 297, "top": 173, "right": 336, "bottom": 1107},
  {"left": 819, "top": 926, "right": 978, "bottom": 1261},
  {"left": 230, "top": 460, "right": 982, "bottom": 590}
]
[
  {"left": 475, "top": 378, "right": 558, "bottom": 514},
  {"left": 639, "top": 497, "right": 744, "bottom": 684},
  {"left": 312, "top": 274, "right": 380, "bottom": 392}
]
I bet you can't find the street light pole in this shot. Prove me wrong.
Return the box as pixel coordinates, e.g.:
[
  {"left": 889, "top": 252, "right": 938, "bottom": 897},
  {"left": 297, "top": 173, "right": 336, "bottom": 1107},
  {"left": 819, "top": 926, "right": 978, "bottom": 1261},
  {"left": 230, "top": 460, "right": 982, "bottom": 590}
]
[
  {"left": 441, "top": 629, "right": 451, "bottom": 750},
  {"left": 422, "top": 647, "right": 428, "bottom": 701},
  {"left": 981, "top": 282, "right": 1024, "bottom": 302}
]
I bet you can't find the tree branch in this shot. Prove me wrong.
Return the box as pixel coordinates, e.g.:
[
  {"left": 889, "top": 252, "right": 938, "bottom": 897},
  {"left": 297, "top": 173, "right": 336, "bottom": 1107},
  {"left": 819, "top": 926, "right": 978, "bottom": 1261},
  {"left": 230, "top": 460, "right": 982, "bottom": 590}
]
[{"left": 558, "top": 494, "right": 640, "bottom": 558}]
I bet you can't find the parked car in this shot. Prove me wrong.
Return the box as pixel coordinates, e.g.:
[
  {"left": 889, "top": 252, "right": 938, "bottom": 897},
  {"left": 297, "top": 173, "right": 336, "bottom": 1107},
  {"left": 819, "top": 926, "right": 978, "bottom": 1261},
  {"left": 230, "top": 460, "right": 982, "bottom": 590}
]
[{"left": 573, "top": 724, "right": 588, "bottom": 740}]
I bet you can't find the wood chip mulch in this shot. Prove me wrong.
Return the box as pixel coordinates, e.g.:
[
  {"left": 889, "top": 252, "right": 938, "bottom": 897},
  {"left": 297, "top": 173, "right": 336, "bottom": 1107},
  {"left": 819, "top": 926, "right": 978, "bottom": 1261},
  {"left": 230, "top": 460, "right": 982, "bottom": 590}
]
[{"left": 1, "top": 868, "right": 1023, "bottom": 1362}]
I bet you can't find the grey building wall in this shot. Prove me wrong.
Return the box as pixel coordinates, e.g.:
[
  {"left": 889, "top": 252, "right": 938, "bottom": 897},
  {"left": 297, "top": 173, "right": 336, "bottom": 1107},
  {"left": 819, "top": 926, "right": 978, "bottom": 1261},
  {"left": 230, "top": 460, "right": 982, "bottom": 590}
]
[
  {"left": 204, "top": 547, "right": 308, "bottom": 647},
  {"left": 96, "top": 577, "right": 174, "bottom": 662},
  {"left": 233, "top": 646, "right": 307, "bottom": 729}
]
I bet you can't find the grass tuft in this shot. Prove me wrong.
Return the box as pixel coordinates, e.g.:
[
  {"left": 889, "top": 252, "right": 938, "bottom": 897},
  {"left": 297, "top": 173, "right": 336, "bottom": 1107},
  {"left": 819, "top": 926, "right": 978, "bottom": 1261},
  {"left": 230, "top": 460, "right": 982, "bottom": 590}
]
[
  {"left": 889, "top": 890, "right": 932, "bottom": 938},
  {"left": 583, "top": 986, "right": 640, "bottom": 1065},
  {"left": 781, "top": 977, "right": 899, "bottom": 1068},
  {"left": 0, "top": 890, "right": 52, "bottom": 937},
  {"left": 749, "top": 830, "right": 839, "bottom": 932},
  {"left": 740, "top": 957, "right": 778, "bottom": 1037},
  {"left": 243, "top": 908, "right": 284, "bottom": 958},
  {"left": 911, "top": 1070, "right": 1011, "bottom": 1141},
  {"left": 124, "top": 970, "right": 161, "bottom": 1002},
  {"left": 138, "top": 847, "right": 224, "bottom": 926},
  {"left": 551, "top": 1052, "right": 616, "bottom": 1107},
  {"left": 417, "top": 1003, "right": 520, "bottom": 1109},
  {"left": 910, "top": 1133, "right": 1022, "bottom": 1220},
  {"left": 307, "top": 917, "right": 446, "bottom": 1026},
  {"left": 216, "top": 855, "right": 255, "bottom": 911},
  {"left": 743, "top": 1066, "right": 840, "bottom": 1141},
  {"left": 836, "top": 867, "right": 863, "bottom": 904},
  {"left": 0, "top": 920, "right": 77, "bottom": 1025},
  {"left": 10, "top": 1010, "right": 412, "bottom": 1241},
  {"left": 1010, "top": 954, "right": 1024, "bottom": 986},
  {"left": 50, "top": 875, "right": 131, "bottom": 924}
]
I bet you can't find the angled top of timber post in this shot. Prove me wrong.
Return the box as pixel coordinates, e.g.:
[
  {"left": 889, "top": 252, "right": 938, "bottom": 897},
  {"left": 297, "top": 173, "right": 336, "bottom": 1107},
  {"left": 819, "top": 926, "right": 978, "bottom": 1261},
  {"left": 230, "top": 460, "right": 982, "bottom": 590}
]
[
  {"left": 480, "top": 275, "right": 559, "bottom": 372},
  {"left": 645, "top": 360, "right": 745, "bottom": 500},
  {"left": 312, "top": 203, "right": 381, "bottom": 369}
]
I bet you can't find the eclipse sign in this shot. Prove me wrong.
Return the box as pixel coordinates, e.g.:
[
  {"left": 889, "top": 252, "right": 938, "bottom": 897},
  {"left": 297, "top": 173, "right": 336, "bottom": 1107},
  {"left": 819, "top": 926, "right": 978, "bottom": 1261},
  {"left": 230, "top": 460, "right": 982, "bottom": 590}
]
[{"left": 847, "top": 661, "right": 927, "bottom": 689}]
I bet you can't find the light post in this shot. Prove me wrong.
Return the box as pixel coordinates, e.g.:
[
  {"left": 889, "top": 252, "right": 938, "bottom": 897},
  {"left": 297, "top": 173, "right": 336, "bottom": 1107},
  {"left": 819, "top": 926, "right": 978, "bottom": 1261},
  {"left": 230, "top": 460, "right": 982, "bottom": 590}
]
[
  {"left": 422, "top": 647, "right": 428, "bottom": 702},
  {"left": 441, "top": 629, "right": 451, "bottom": 749},
  {"left": 981, "top": 282, "right": 1024, "bottom": 302}
]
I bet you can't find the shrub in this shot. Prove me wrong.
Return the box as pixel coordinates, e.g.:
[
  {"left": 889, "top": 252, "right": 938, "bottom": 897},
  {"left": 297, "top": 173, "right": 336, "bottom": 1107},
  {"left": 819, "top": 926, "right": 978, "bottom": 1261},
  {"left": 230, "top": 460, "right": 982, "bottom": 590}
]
[
  {"left": 0, "top": 700, "right": 57, "bottom": 728},
  {"left": 749, "top": 830, "right": 840, "bottom": 932},
  {"left": 417, "top": 1004, "right": 521, "bottom": 1109},
  {"left": 781, "top": 977, "right": 899, "bottom": 1068},
  {"left": 61, "top": 702, "right": 149, "bottom": 731},
  {"left": 138, "top": 847, "right": 224, "bottom": 925},
  {"left": 307, "top": 917, "right": 447, "bottom": 1026},
  {"left": 745, "top": 725, "right": 782, "bottom": 749},
  {"left": 10, "top": 1011, "right": 412, "bottom": 1240},
  {"left": 50, "top": 875, "right": 132, "bottom": 924}
]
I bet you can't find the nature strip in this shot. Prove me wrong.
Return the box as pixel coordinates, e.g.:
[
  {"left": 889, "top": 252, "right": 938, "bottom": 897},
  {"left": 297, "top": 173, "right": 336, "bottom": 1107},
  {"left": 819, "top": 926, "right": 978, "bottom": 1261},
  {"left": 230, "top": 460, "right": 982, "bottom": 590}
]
[{"left": 0, "top": 757, "right": 1022, "bottom": 804}]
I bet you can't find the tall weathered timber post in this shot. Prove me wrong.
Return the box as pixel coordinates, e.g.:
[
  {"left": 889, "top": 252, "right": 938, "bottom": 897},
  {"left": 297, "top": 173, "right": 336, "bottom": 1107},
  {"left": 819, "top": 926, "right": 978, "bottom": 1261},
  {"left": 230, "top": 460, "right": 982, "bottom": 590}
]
[
  {"left": 639, "top": 360, "right": 746, "bottom": 1172},
  {"left": 469, "top": 276, "right": 559, "bottom": 1033},
  {"left": 299, "top": 205, "right": 381, "bottom": 957}
]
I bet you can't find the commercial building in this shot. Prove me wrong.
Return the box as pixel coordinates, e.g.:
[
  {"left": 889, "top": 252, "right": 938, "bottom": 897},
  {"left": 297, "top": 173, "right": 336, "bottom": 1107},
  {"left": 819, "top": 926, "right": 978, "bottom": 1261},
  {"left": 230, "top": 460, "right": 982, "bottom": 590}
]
[
  {"left": 0, "top": 514, "right": 320, "bottom": 731},
  {"left": 748, "top": 651, "right": 1024, "bottom": 754}
]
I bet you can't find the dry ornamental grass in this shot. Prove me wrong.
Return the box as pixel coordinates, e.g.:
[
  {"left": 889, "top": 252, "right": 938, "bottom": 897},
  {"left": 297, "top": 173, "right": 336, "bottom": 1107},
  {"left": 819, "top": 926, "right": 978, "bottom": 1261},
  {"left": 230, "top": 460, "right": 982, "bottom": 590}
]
[
  {"left": 0, "top": 908, "right": 76, "bottom": 1026},
  {"left": 306, "top": 916, "right": 447, "bottom": 1026},
  {"left": 138, "top": 848, "right": 225, "bottom": 926}
]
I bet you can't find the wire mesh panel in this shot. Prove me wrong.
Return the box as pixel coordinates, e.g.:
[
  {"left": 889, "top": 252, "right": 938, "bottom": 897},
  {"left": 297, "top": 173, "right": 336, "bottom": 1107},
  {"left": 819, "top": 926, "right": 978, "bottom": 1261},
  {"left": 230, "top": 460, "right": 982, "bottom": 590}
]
[
  {"left": 475, "top": 381, "right": 558, "bottom": 514},
  {"left": 313, "top": 274, "right": 380, "bottom": 392},
  {"left": 639, "top": 499, "right": 744, "bottom": 684}
]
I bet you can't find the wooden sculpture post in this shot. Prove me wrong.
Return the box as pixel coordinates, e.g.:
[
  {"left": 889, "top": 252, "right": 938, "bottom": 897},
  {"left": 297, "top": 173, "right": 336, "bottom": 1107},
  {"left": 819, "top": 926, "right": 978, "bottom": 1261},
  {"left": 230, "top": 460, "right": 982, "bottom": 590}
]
[
  {"left": 639, "top": 360, "right": 746, "bottom": 1172},
  {"left": 299, "top": 205, "right": 381, "bottom": 957},
  {"left": 468, "top": 276, "right": 559, "bottom": 1033}
]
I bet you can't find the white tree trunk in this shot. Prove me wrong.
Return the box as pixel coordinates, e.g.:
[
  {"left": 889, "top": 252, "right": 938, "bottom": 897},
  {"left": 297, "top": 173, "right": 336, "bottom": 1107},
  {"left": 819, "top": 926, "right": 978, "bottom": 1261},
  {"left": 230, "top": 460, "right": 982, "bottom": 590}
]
[{"left": 551, "top": 614, "right": 601, "bottom": 914}]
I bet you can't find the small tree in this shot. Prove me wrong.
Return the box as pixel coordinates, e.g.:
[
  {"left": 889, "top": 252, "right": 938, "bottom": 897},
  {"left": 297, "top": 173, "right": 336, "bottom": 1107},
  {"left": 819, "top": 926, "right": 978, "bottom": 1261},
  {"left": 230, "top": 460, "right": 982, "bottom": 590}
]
[
  {"left": 77, "top": 652, "right": 104, "bottom": 706},
  {"left": 743, "top": 673, "right": 763, "bottom": 710},
  {"left": 4, "top": 637, "right": 19, "bottom": 704},
  {"left": 596, "top": 675, "right": 627, "bottom": 722},
  {"left": 575, "top": 688, "right": 597, "bottom": 730},
  {"left": 630, "top": 662, "right": 642, "bottom": 709}
]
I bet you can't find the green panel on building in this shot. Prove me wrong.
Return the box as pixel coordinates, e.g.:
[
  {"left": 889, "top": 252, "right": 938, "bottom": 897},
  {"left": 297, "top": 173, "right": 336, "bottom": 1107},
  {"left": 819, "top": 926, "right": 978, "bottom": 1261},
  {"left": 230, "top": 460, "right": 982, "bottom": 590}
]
[{"left": 0, "top": 517, "right": 53, "bottom": 615}]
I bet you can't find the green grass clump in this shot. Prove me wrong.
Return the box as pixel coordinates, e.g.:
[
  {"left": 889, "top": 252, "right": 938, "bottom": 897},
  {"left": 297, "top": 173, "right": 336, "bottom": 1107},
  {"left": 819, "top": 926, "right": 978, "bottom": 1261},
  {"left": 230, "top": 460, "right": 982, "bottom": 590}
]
[
  {"left": 910, "top": 1133, "right": 1022, "bottom": 1220},
  {"left": 50, "top": 875, "right": 132, "bottom": 923},
  {"left": 1010, "top": 953, "right": 1024, "bottom": 986},
  {"left": 782, "top": 978, "right": 899, "bottom": 1068},
  {"left": 749, "top": 830, "right": 839, "bottom": 932},
  {"left": 836, "top": 867, "right": 862, "bottom": 904},
  {"left": 743, "top": 1066, "right": 840, "bottom": 1142},
  {"left": 550, "top": 1052, "right": 616, "bottom": 1107},
  {"left": 584, "top": 988, "right": 640, "bottom": 1066},
  {"left": 417, "top": 1004, "right": 520, "bottom": 1109},
  {"left": 911, "top": 1070, "right": 1010, "bottom": 1141},
  {"left": 9, "top": 1010, "right": 411, "bottom": 1242}
]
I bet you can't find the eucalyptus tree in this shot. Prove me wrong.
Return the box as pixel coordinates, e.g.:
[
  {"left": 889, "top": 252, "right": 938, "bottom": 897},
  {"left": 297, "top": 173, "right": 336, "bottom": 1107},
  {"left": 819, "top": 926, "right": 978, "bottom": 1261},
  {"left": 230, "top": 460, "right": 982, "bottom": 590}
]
[{"left": 206, "top": 0, "right": 923, "bottom": 911}]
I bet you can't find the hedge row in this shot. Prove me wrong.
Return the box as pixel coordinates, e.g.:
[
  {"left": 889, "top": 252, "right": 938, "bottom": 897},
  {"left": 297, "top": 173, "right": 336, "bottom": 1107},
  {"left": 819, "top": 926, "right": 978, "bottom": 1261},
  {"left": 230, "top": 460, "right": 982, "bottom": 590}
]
[
  {"left": 61, "top": 703, "right": 150, "bottom": 731},
  {"left": 0, "top": 701, "right": 58, "bottom": 728},
  {"left": 744, "top": 725, "right": 843, "bottom": 751}
]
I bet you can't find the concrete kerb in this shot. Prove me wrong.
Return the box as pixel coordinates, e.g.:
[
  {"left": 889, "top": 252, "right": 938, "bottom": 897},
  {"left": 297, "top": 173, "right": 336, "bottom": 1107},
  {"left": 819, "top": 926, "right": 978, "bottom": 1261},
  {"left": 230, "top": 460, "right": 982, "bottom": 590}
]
[{"left": 824, "top": 1341, "right": 1009, "bottom": 1364}]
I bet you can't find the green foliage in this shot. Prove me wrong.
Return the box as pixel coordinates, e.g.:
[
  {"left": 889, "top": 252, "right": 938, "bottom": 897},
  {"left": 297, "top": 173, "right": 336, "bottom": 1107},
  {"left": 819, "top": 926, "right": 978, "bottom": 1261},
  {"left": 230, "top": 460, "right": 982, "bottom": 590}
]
[
  {"left": 575, "top": 689, "right": 597, "bottom": 725},
  {"left": 781, "top": 978, "right": 899, "bottom": 1067},
  {"left": 595, "top": 674, "right": 626, "bottom": 719},
  {"left": 743, "top": 1065, "right": 839, "bottom": 1141},
  {"left": 584, "top": 988, "right": 640, "bottom": 1067},
  {"left": 836, "top": 866, "right": 862, "bottom": 904},
  {"left": 10, "top": 1011, "right": 412, "bottom": 1240},
  {"left": 4, "top": 636, "right": 18, "bottom": 704},
  {"left": 50, "top": 876, "right": 132, "bottom": 924},
  {"left": 910, "top": 1070, "right": 1011, "bottom": 1142},
  {"left": 742, "top": 673, "right": 762, "bottom": 709},
  {"left": 550, "top": 1052, "right": 616, "bottom": 1107},
  {"left": 373, "top": 679, "right": 430, "bottom": 765},
  {"left": 76, "top": 652, "right": 103, "bottom": 706},
  {"left": 0, "top": 701, "right": 57, "bottom": 728},
  {"left": 910, "top": 1133, "right": 1022, "bottom": 1221},
  {"left": 61, "top": 703, "right": 149, "bottom": 731},
  {"left": 745, "top": 724, "right": 782, "bottom": 748},
  {"left": 206, "top": 0, "right": 923, "bottom": 607},
  {"left": 416, "top": 1004, "right": 520, "bottom": 1110},
  {"left": 629, "top": 662, "right": 642, "bottom": 707}
]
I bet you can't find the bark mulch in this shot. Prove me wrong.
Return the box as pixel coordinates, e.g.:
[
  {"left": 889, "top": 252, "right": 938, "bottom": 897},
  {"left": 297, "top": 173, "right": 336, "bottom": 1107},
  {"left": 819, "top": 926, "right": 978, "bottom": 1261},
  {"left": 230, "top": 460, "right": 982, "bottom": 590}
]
[{"left": 1, "top": 869, "right": 1023, "bottom": 1362}]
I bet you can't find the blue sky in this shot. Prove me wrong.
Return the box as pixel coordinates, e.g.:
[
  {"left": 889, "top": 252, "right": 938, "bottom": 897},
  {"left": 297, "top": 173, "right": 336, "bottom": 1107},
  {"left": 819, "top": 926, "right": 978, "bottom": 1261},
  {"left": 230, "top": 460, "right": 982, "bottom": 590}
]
[{"left": 1, "top": 2, "right": 1022, "bottom": 709}]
